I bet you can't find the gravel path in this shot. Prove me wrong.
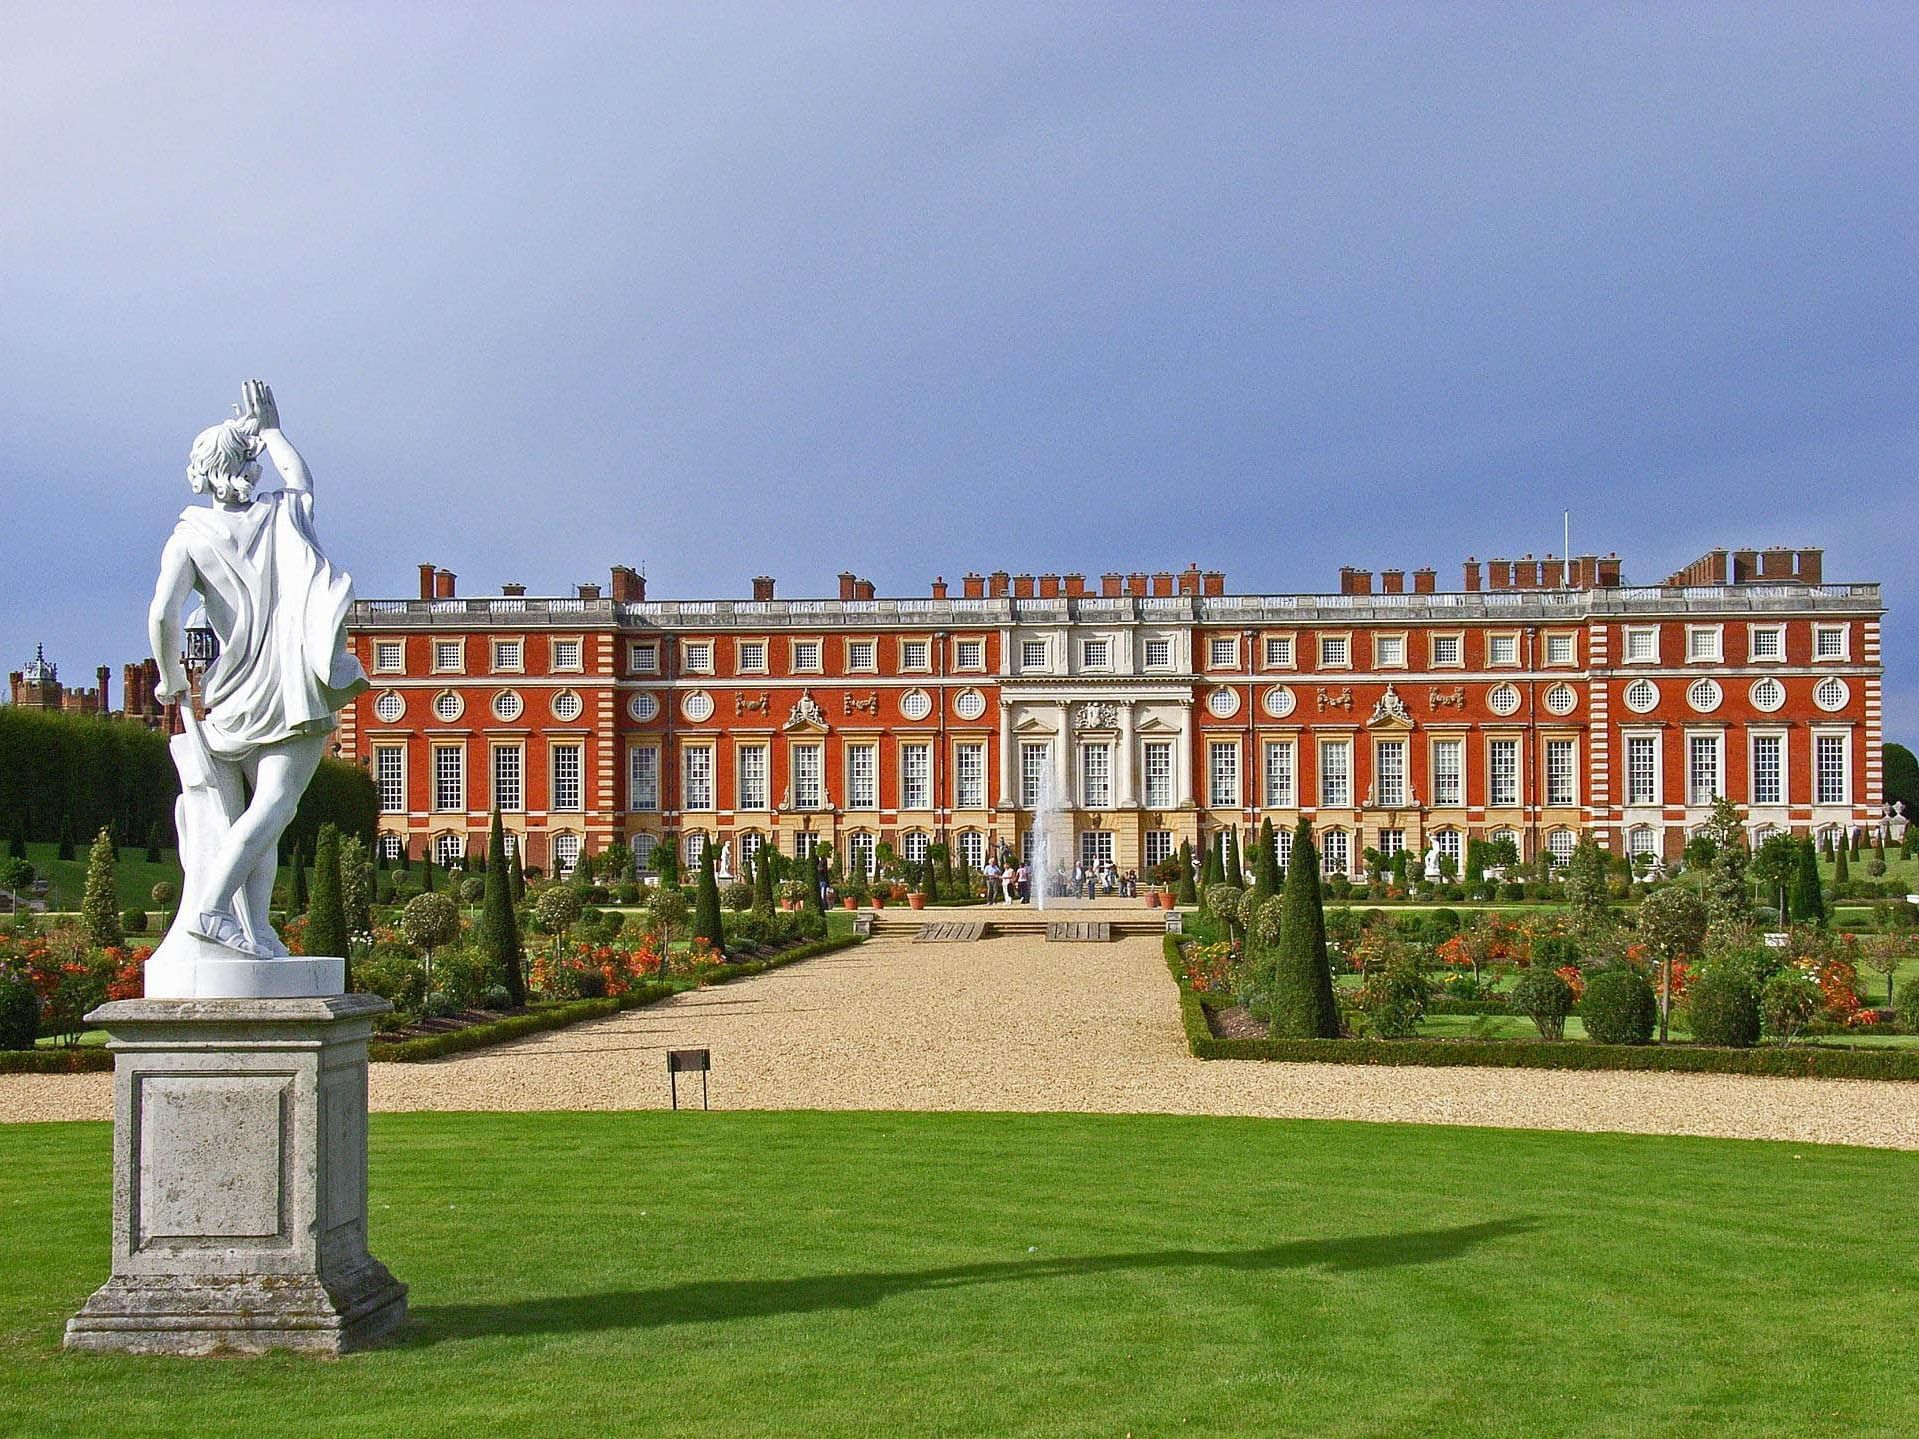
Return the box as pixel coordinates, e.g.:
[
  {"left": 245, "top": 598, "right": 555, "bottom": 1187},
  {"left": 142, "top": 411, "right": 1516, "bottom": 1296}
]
[{"left": 6, "top": 931, "right": 1918, "bottom": 1149}]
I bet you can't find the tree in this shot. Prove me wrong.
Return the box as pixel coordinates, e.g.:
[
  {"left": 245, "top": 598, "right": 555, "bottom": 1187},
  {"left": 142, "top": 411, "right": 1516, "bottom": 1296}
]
[
  {"left": 1253, "top": 818, "right": 1280, "bottom": 900},
  {"left": 693, "top": 841, "right": 725, "bottom": 955},
  {"left": 1698, "top": 796, "right": 1749, "bottom": 925},
  {"left": 1790, "top": 839, "right": 1826, "bottom": 926},
  {"left": 306, "top": 824, "right": 350, "bottom": 963},
  {"left": 144, "top": 820, "right": 164, "bottom": 864},
  {"left": 1637, "top": 884, "right": 1708, "bottom": 1043},
  {"left": 535, "top": 884, "right": 583, "bottom": 961},
  {"left": 1175, "top": 839, "right": 1198, "bottom": 906},
  {"left": 0, "top": 856, "right": 33, "bottom": 911},
  {"left": 1886, "top": 743, "right": 1919, "bottom": 822},
  {"left": 811, "top": 851, "right": 828, "bottom": 914},
  {"left": 508, "top": 843, "right": 527, "bottom": 902},
  {"left": 400, "top": 892, "right": 460, "bottom": 988},
  {"left": 752, "top": 844, "right": 777, "bottom": 918},
  {"left": 1464, "top": 839, "right": 1485, "bottom": 893},
  {"left": 7, "top": 816, "right": 25, "bottom": 860},
  {"left": 1563, "top": 836, "right": 1612, "bottom": 935},
  {"left": 1751, "top": 833, "right": 1799, "bottom": 921},
  {"left": 58, "top": 813, "right": 77, "bottom": 862},
  {"left": 80, "top": 826, "right": 123, "bottom": 949},
  {"left": 419, "top": 851, "right": 436, "bottom": 893},
  {"left": 1224, "top": 826, "right": 1243, "bottom": 888},
  {"left": 1850, "top": 827, "right": 1863, "bottom": 859},
  {"left": 338, "top": 835, "right": 374, "bottom": 941},
  {"left": 478, "top": 809, "right": 525, "bottom": 1006},
  {"left": 1267, "top": 819, "right": 1340, "bottom": 1038},
  {"left": 1864, "top": 934, "right": 1903, "bottom": 1008},
  {"left": 1833, "top": 840, "right": 1850, "bottom": 886},
  {"left": 644, "top": 885, "right": 688, "bottom": 975},
  {"left": 290, "top": 839, "right": 310, "bottom": 911}
]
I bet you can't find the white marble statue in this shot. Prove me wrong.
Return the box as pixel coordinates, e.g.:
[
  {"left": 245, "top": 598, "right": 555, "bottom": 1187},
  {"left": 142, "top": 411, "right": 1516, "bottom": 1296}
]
[
  {"left": 1423, "top": 836, "right": 1444, "bottom": 881},
  {"left": 146, "top": 382, "right": 366, "bottom": 996}
]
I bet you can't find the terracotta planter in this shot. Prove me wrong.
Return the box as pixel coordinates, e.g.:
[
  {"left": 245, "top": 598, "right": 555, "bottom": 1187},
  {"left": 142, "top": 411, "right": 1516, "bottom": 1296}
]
[
  {"left": 872, "top": 895, "right": 886, "bottom": 908},
  {"left": 842, "top": 897, "right": 858, "bottom": 910},
  {"left": 1159, "top": 891, "right": 1177, "bottom": 908},
  {"left": 1144, "top": 892, "right": 1161, "bottom": 908},
  {"left": 890, "top": 884, "right": 909, "bottom": 901},
  {"left": 908, "top": 893, "right": 927, "bottom": 910}
]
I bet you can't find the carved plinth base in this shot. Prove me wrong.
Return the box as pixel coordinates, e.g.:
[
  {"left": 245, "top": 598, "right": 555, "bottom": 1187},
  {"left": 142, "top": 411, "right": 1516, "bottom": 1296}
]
[{"left": 64, "top": 995, "right": 407, "bottom": 1357}]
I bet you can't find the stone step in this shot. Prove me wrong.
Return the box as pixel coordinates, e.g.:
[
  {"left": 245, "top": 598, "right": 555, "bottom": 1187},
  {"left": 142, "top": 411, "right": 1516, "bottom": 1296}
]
[{"left": 913, "top": 921, "right": 986, "bottom": 943}]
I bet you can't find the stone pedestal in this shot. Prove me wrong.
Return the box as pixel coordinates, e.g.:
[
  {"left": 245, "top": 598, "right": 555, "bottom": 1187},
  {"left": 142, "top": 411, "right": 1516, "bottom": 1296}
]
[{"left": 64, "top": 993, "right": 407, "bottom": 1356}]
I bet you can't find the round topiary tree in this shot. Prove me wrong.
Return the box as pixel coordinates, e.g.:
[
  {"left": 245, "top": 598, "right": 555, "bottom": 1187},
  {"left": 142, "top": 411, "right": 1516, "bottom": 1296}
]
[
  {"left": 458, "top": 876, "right": 486, "bottom": 904},
  {"left": 1687, "top": 964, "right": 1762, "bottom": 1048},
  {"left": 401, "top": 891, "right": 460, "bottom": 967},
  {"left": 535, "top": 885, "right": 583, "bottom": 952},
  {"left": 1580, "top": 967, "right": 1656, "bottom": 1046},
  {"left": 1762, "top": 968, "right": 1822, "bottom": 1044},
  {"left": 1511, "top": 965, "right": 1574, "bottom": 1040}
]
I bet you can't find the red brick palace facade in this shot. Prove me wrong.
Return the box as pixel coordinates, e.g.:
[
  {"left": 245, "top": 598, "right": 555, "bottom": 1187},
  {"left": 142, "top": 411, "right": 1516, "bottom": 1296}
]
[{"left": 341, "top": 548, "right": 1885, "bottom": 880}]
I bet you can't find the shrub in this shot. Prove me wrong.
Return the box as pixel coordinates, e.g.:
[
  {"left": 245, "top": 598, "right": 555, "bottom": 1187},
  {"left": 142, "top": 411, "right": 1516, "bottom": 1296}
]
[
  {"left": 459, "top": 877, "right": 486, "bottom": 904},
  {"left": 723, "top": 882, "right": 756, "bottom": 911},
  {"left": 1512, "top": 965, "right": 1575, "bottom": 1040},
  {"left": 576, "top": 969, "right": 608, "bottom": 999},
  {"left": 480, "top": 984, "right": 512, "bottom": 1011},
  {"left": 1354, "top": 959, "right": 1430, "bottom": 1038},
  {"left": 1580, "top": 968, "right": 1656, "bottom": 1046},
  {"left": 1762, "top": 969, "right": 1822, "bottom": 1044},
  {"left": 1895, "top": 977, "right": 1919, "bottom": 1035},
  {"left": 0, "top": 970, "right": 40, "bottom": 1050},
  {"left": 1687, "top": 965, "right": 1762, "bottom": 1048},
  {"left": 120, "top": 908, "right": 148, "bottom": 936},
  {"left": 1423, "top": 908, "right": 1461, "bottom": 943}
]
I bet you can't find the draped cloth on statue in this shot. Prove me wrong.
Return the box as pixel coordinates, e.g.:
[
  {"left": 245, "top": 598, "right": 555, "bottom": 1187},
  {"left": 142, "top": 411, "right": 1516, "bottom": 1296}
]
[{"left": 172, "top": 487, "right": 368, "bottom": 759}]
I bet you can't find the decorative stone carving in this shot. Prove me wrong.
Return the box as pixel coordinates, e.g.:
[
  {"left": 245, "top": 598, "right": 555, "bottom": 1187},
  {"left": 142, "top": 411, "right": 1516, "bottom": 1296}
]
[
  {"left": 1315, "top": 686, "right": 1354, "bottom": 712},
  {"left": 1368, "top": 684, "right": 1411, "bottom": 727},
  {"left": 843, "top": 691, "right": 879, "bottom": 716},
  {"left": 787, "top": 691, "right": 826, "bottom": 729},
  {"left": 1074, "top": 701, "right": 1118, "bottom": 731},
  {"left": 145, "top": 382, "right": 363, "bottom": 1000},
  {"left": 1429, "top": 686, "right": 1466, "bottom": 711},
  {"left": 735, "top": 691, "right": 768, "bottom": 717}
]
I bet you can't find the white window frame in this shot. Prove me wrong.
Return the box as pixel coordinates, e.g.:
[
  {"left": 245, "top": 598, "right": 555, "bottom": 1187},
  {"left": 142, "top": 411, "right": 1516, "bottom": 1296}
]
[
  {"left": 1316, "top": 738, "right": 1351, "bottom": 809},
  {"left": 1486, "top": 632, "right": 1521, "bottom": 668},
  {"left": 1320, "top": 828, "right": 1350, "bottom": 877},
  {"left": 627, "top": 641, "right": 660, "bottom": 674},
  {"left": 845, "top": 637, "right": 878, "bottom": 673},
  {"left": 374, "top": 639, "right": 405, "bottom": 674},
  {"left": 550, "top": 637, "right": 583, "bottom": 672},
  {"left": 1207, "top": 741, "right": 1239, "bottom": 809},
  {"left": 680, "top": 640, "right": 713, "bottom": 675},
  {"left": 736, "top": 743, "right": 769, "bottom": 811},
  {"left": 791, "top": 637, "right": 824, "bottom": 674},
  {"left": 1143, "top": 740, "right": 1174, "bottom": 809},
  {"left": 1144, "top": 637, "right": 1174, "bottom": 671},
  {"left": 1545, "top": 738, "right": 1577, "bottom": 808},
  {"left": 1080, "top": 742, "right": 1112, "bottom": 809},
  {"left": 431, "top": 743, "right": 465, "bottom": 813},
  {"left": 901, "top": 741, "right": 933, "bottom": 810},
  {"left": 847, "top": 743, "right": 879, "bottom": 810},
  {"left": 899, "top": 638, "right": 932, "bottom": 673},
  {"left": 682, "top": 744, "right": 715, "bottom": 812},
  {"left": 1208, "top": 635, "right": 1239, "bottom": 671},
  {"left": 628, "top": 744, "right": 660, "bottom": 812},
  {"left": 490, "top": 637, "right": 523, "bottom": 673},
  {"left": 1487, "top": 737, "right": 1520, "bottom": 808},
  {"left": 1543, "top": 631, "right": 1577, "bottom": 667},
  {"left": 1686, "top": 625, "right": 1723, "bottom": 664},
  {"left": 1813, "top": 729, "right": 1851, "bottom": 806},
  {"left": 491, "top": 742, "right": 524, "bottom": 814},
  {"left": 374, "top": 745, "right": 406, "bottom": 814},
  {"left": 431, "top": 638, "right": 465, "bottom": 675},
  {"left": 1020, "top": 639, "right": 1050, "bottom": 673},
  {"left": 1812, "top": 624, "right": 1848, "bottom": 661},
  {"left": 550, "top": 742, "right": 584, "bottom": 813},
  {"left": 1623, "top": 626, "right": 1660, "bottom": 664},
  {"left": 1374, "top": 738, "right": 1407, "bottom": 808},
  {"left": 1747, "top": 624, "right": 1786, "bottom": 663},
  {"left": 1625, "top": 732, "right": 1662, "bottom": 807},
  {"left": 1019, "top": 741, "right": 1052, "bottom": 809},
  {"left": 955, "top": 742, "right": 986, "bottom": 810},
  {"left": 1317, "top": 633, "right": 1351, "bottom": 670},
  {"left": 1750, "top": 730, "right": 1786, "bottom": 808},
  {"left": 1429, "top": 633, "right": 1464, "bottom": 669},
  {"left": 1263, "top": 739, "right": 1296, "bottom": 808},
  {"left": 1080, "top": 637, "right": 1112, "bottom": 672},
  {"left": 791, "top": 742, "right": 824, "bottom": 810},
  {"left": 1686, "top": 731, "right": 1723, "bottom": 807},
  {"left": 1373, "top": 633, "right": 1407, "bottom": 670},
  {"left": 1262, "top": 632, "right": 1296, "bottom": 670},
  {"left": 736, "top": 638, "right": 768, "bottom": 674},
  {"left": 954, "top": 636, "right": 986, "bottom": 672},
  {"left": 1430, "top": 738, "right": 1464, "bottom": 808}
]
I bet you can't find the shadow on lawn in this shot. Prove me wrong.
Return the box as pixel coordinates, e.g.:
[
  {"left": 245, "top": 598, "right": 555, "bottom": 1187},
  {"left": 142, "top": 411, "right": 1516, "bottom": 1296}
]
[{"left": 406, "top": 1217, "right": 1537, "bottom": 1345}]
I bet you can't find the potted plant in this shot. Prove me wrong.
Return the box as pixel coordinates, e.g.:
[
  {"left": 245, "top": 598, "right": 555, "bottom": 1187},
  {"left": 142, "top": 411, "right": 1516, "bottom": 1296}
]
[
  {"left": 778, "top": 879, "right": 807, "bottom": 912},
  {"left": 908, "top": 887, "right": 927, "bottom": 910}
]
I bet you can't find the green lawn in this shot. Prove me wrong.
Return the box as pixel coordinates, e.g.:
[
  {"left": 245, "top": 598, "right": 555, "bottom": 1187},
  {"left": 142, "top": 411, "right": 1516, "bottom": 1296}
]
[{"left": 4, "top": 1110, "right": 1918, "bottom": 1437}]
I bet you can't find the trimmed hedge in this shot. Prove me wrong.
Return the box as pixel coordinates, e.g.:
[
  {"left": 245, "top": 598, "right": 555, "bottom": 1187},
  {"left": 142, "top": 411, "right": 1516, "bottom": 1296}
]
[
  {"left": 1164, "top": 936, "right": 1919, "bottom": 1081},
  {"left": 0, "top": 1046, "right": 114, "bottom": 1074},
  {"left": 370, "top": 934, "right": 862, "bottom": 1062}
]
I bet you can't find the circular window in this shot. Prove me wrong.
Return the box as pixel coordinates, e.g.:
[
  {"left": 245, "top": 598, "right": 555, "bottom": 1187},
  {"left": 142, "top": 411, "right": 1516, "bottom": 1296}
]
[
  {"left": 373, "top": 690, "right": 404, "bottom": 723},
  {"left": 1487, "top": 684, "right": 1521, "bottom": 717},
  {"left": 432, "top": 690, "right": 464, "bottom": 723},
  {"left": 492, "top": 690, "right": 524, "bottom": 722},
  {"left": 1207, "top": 687, "right": 1242, "bottom": 719},
  {"left": 953, "top": 688, "right": 986, "bottom": 722},
  {"left": 1623, "top": 679, "right": 1660, "bottom": 715},
  {"left": 1543, "top": 683, "right": 1577, "bottom": 716},
  {"left": 551, "top": 689, "right": 583, "bottom": 723},
  {"left": 1687, "top": 678, "right": 1722, "bottom": 714},
  {"left": 681, "top": 690, "right": 714, "bottom": 722},
  {"left": 627, "top": 691, "right": 659, "bottom": 722},
  {"left": 900, "top": 689, "right": 933, "bottom": 721},
  {"left": 1814, "top": 677, "right": 1850, "bottom": 712},
  {"left": 1263, "top": 685, "right": 1296, "bottom": 719},
  {"left": 1749, "top": 677, "right": 1785, "bottom": 713}
]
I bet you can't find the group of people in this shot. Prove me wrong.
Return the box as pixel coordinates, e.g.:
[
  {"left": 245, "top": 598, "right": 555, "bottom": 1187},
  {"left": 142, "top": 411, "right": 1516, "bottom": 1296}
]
[{"left": 979, "top": 856, "right": 1139, "bottom": 904}]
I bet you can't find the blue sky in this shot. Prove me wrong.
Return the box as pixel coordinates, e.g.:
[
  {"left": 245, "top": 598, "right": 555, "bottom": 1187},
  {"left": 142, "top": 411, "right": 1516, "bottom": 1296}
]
[{"left": 3, "top": 4, "right": 1914, "bottom": 741}]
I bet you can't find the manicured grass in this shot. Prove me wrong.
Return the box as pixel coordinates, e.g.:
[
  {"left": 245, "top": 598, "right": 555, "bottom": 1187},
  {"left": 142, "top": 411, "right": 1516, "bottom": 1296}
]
[{"left": 4, "top": 1110, "right": 1918, "bottom": 1437}]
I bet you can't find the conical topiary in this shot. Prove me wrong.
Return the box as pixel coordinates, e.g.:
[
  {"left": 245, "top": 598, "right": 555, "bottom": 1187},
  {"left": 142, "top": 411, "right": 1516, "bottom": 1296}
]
[
  {"left": 753, "top": 844, "right": 776, "bottom": 918},
  {"left": 58, "top": 813, "right": 77, "bottom": 862},
  {"left": 479, "top": 808, "right": 525, "bottom": 1005},
  {"left": 1225, "top": 826, "right": 1243, "bottom": 888},
  {"left": 1791, "top": 838, "right": 1826, "bottom": 926},
  {"left": 306, "top": 824, "right": 349, "bottom": 962},
  {"left": 1267, "top": 819, "right": 1340, "bottom": 1038},
  {"left": 82, "top": 826, "right": 124, "bottom": 949},
  {"left": 1175, "top": 839, "right": 1198, "bottom": 905},
  {"left": 693, "top": 841, "right": 725, "bottom": 954},
  {"left": 509, "top": 843, "right": 526, "bottom": 901},
  {"left": 1254, "top": 818, "right": 1280, "bottom": 900},
  {"left": 1834, "top": 842, "right": 1850, "bottom": 886}
]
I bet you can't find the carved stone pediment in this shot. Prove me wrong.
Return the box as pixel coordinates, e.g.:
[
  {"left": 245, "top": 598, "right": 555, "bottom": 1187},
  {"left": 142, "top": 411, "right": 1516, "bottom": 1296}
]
[
  {"left": 1366, "top": 684, "right": 1414, "bottom": 730},
  {"left": 1074, "top": 702, "right": 1119, "bottom": 732},
  {"left": 784, "top": 690, "right": 828, "bottom": 733},
  {"left": 1012, "top": 714, "right": 1059, "bottom": 735}
]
